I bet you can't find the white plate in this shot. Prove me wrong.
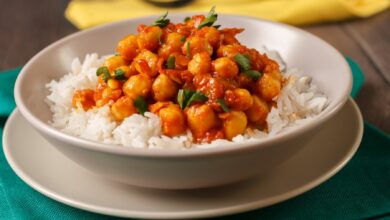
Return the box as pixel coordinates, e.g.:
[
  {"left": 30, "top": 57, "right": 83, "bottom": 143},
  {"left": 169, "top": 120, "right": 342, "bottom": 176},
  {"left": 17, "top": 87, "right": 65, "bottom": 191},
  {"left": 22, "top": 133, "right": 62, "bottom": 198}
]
[{"left": 3, "top": 98, "right": 363, "bottom": 219}]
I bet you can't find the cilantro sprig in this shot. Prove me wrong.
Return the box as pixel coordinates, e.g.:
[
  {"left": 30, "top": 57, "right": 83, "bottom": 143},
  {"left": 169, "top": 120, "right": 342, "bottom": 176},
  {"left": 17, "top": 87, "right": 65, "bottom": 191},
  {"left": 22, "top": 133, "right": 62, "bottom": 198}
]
[
  {"left": 186, "top": 42, "right": 191, "bottom": 58},
  {"left": 114, "top": 69, "right": 127, "bottom": 81},
  {"left": 234, "top": 54, "right": 262, "bottom": 80},
  {"left": 96, "top": 66, "right": 110, "bottom": 82},
  {"left": 166, "top": 56, "right": 176, "bottom": 69},
  {"left": 152, "top": 11, "right": 170, "bottom": 28},
  {"left": 177, "top": 89, "right": 208, "bottom": 109},
  {"left": 234, "top": 54, "right": 251, "bottom": 71},
  {"left": 198, "top": 6, "right": 218, "bottom": 29},
  {"left": 243, "top": 69, "right": 261, "bottom": 80},
  {"left": 134, "top": 96, "right": 148, "bottom": 116},
  {"left": 217, "top": 99, "right": 231, "bottom": 112}
]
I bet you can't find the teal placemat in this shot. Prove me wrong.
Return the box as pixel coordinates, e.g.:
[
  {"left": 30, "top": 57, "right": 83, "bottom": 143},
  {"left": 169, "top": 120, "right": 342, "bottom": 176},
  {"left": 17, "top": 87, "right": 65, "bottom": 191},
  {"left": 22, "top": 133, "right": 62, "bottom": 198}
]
[{"left": 1, "top": 58, "right": 389, "bottom": 220}]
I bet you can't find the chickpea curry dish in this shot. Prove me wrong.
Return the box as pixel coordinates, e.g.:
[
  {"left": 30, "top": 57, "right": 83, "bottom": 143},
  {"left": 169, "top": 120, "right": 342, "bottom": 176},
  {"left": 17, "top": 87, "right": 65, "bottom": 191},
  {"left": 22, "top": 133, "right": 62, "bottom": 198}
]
[{"left": 72, "top": 8, "right": 284, "bottom": 143}]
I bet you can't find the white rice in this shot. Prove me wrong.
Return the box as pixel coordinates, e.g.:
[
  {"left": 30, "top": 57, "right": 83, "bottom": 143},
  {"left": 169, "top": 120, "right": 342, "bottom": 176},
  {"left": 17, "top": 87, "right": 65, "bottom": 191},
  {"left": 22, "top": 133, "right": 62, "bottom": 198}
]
[{"left": 46, "top": 50, "right": 328, "bottom": 149}]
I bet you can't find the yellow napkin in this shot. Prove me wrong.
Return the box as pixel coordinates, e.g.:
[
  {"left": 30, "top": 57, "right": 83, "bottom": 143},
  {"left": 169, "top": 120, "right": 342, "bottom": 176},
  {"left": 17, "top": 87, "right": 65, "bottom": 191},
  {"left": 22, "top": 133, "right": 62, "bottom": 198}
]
[{"left": 65, "top": 0, "right": 389, "bottom": 29}]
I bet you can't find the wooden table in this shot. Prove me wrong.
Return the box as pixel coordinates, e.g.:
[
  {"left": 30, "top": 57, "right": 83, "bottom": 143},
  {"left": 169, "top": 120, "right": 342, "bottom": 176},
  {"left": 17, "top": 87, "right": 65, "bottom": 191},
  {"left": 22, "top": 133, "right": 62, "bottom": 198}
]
[{"left": 1, "top": 1, "right": 389, "bottom": 133}]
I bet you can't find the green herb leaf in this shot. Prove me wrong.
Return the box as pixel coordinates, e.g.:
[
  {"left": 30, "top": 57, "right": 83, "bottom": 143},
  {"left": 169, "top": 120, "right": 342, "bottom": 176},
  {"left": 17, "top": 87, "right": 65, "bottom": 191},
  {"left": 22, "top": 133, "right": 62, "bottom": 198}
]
[
  {"left": 96, "top": 66, "right": 110, "bottom": 82},
  {"left": 152, "top": 11, "right": 170, "bottom": 28},
  {"left": 114, "top": 69, "right": 127, "bottom": 81},
  {"left": 184, "top": 16, "right": 190, "bottom": 22},
  {"left": 213, "top": 24, "right": 221, "bottom": 29},
  {"left": 198, "top": 6, "right": 218, "bottom": 29},
  {"left": 177, "top": 89, "right": 185, "bottom": 109},
  {"left": 177, "top": 89, "right": 208, "bottom": 109},
  {"left": 187, "top": 91, "right": 208, "bottom": 107},
  {"left": 186, "top": 42, "right": 191, "bottom": 58},
  {"left": 243, "top": 70, "right": 262, "bottom": 80},
  {"left": 234, "top": 54, "right": 251, "bottom": 71},
  {"left": 166, "top": 56, "right": 176, "bottom": 69},
  {"left": 96, "top": 66, "right": 109, "bottom": 76},
  {"left": 180, "top": 36, "right": 186, "bottom": 42},
  {"left": 134, "top": 96, "right": 148, "bottom": 116},
  {"left": 177, "top": 89, "right": 194, "bottom": 109},
  {"left": 114, "top": 52, "right": 121, "bottom": 56},
  {"left": 217, "top": 99, "right": 231, "bottom": 112}
]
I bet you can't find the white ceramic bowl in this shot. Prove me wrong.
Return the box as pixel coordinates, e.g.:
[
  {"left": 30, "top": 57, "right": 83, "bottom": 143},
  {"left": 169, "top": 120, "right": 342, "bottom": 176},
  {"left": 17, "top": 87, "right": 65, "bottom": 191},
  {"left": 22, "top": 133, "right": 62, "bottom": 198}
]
[{"left": 14, "top": 14, "right": 352, "bottom": 189}]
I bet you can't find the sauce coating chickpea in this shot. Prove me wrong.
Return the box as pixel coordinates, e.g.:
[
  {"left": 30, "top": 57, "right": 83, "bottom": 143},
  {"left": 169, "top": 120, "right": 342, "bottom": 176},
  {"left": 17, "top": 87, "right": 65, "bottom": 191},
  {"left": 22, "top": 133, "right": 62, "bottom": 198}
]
[
  {"left": 152, "top": 74, "right": 178, "bottom": 101},
  {"left": 258, "top": 72, "right": 282, "bottom": 101},
  {"left": 185, "top": 104, "right": 219, "bottom": 139},
  {"left": 159, "top": 104, "right": 186, "bottom": 137},
  {"left": 165, "top": 32, "right": 185, "bottom": 52},
  {"left": 137, "top": 26, "right": 163, "bottom": 51},
  {"left": 220, "top": 111, "right": 248, "bottom": 140},
  {"left": 245, "top": 95, "right": 269, "bottom": 124},
  {"left": 182, "top": 37, "right": 213, "bottom": 58},
  {"left": 104, "top": 56, "right": 127, "bottom": 73},
  {"left": 213, "top": 57, "right": 239, "bottom": 78},
  {"left": 123, "top": 74, "right": 152, "bottom": 98},
  {"left": 188, "top": 52, "right": 211, "bottom": 75},
  {"left": 133, "top": 50, "right": 159, "bottom": 76},
  {"left": 116, "top": 35, "right": 138, "bottom": 62},
  {"left": 224, "top": 88, "right": 253, "bottom": 111},
  {"left": 111, "top": 96, "right": 137, "bottom": 121},
  {"left": 195, "top": 26, "right": 221, "bottom": 48}
]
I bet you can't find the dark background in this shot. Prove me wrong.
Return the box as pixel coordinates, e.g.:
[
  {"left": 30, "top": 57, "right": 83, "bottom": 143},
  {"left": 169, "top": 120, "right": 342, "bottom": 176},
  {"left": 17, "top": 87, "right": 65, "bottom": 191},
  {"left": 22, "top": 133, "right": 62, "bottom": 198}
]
[{"left": 1, "top": 0, "right": 389, "bottom": 133}]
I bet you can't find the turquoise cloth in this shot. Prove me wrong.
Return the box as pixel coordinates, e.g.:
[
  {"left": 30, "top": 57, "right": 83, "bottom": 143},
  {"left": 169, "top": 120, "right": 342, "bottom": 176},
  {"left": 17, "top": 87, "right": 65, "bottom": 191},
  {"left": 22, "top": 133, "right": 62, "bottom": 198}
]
[{"left": 1, "top": 58, "right": 389, "bottom": 219}]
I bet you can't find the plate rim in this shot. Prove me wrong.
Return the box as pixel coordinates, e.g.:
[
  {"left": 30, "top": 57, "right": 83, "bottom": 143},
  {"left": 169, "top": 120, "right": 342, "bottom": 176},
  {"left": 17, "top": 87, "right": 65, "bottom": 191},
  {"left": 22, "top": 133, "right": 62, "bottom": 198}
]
[{"left": 2, "top": 97, "right": 364, "bottom": 219}]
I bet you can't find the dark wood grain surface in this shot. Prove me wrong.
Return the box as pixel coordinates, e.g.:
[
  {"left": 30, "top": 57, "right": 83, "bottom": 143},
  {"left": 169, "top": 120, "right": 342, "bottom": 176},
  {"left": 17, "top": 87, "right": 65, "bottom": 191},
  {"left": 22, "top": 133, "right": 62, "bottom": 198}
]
[{"left": 1, "top": 0, "right": 389, "bottom": 133}]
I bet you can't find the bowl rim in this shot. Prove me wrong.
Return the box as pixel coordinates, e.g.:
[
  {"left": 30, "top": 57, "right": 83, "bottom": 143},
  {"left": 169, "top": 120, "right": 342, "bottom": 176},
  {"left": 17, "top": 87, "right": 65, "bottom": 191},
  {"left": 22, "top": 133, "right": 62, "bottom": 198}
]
[{"left": 14, "top": 13, "right": 352, "bottom": 158}]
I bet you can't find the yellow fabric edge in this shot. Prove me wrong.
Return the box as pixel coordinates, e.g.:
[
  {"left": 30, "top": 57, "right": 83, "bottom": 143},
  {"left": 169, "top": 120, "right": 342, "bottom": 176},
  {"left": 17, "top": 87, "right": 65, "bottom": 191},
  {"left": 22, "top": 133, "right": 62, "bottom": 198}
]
[{"left": 65, "top": 0, "right": 390, "bottom": 30}]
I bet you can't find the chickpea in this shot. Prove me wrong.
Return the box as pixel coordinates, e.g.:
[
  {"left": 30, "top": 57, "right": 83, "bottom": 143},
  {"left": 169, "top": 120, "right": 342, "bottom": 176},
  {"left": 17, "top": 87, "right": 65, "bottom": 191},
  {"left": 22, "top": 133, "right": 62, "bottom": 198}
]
[
  {"left": 245, "top": 95, "right": 269, "bottom": 124},
  {"left": 224, "top": 88, "right": 253, "bottom": 111},
  {"left": 107, "top": 79, "right": 121, "bottom": 90},
  {"left": 174, "top": 53, "right": 190, "bottom": 70},
  {"left": 158, "top": 33, "right": 185, "bottom": 58},
  {"left": 257, "top": 73, "right": 281, "bottom": 101},
  {"left": 220, "top": 111, "right": 247, "bottom": 140},
  {"left": 111, "top": 96, "right": 137, "bottom": 121},
  {"left": 188, "top": 52, "right": 211, "bottom": 75},
  {"left": 193, "top": 74, "right": 225, "bottom": 101},
  {"left": 165, "top": 32, "right": 185, "bottom": 52},
  {"left": 268, "top": 71, "right": 283, "bottom": 81},
  {"left": 185, "top": 104, "right": 219, "bottom": 138},
  {"left": 137, "top": 26, "right": 163, "bottom": 51},
  {"left": 159, "top": 105, "right": 186, "bottom": 137},
  {"left": 216, "top": 44, "right": 246, "bottom": 58},
  {"left": 104, "top": 56, "right": 127, "bottom": 73},
  {"left": 116, "top": 35, "right": 138, "bottom": 62},
  {"left": 149, "top": 101, "right": 173, "bottom": 114},
  {"left": 152, "top": 74, "right": 178, "bottom": 101},
  {"left": 123, "top": 74, "right": 152, "bottom": 98},
  {"left": 133, "top": 50, "right": 159, "bottom": 76},
  {"left": 213, "top": 57, "right": 239, "bottom": 78},
  {"left": 72, "top": 89, "right": 95, "bottom": 110},
  {"left": 195, "top": 26, "right": 221, "bottom": 48},
  {"left": 182, "top": 37, "right": 213, "bottom": 58}
]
